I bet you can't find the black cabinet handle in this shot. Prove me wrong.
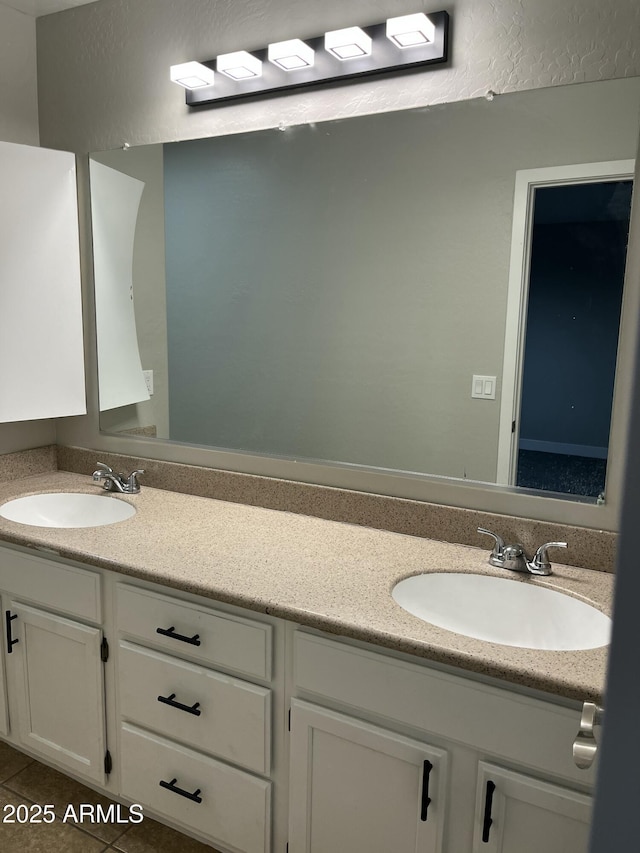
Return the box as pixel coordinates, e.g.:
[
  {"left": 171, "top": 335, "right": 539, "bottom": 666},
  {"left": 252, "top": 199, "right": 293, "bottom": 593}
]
[
  {"left": 482, "top": 780, "right": 496, "bottom": 843},
  {"left": 159, "top": 777, "right": 202, "bottom": 803},
  {"left": 5, "top": 611, "right": 18, "bottom": 654},
  {"left": 157, "top": 692, "right": 202, "bottom": 717},
  {"left": 156, "top": 626, "right": 201, "bottom": 646},
  {"left": 420, "top": 760, "right": 433, "bottom": 821}
]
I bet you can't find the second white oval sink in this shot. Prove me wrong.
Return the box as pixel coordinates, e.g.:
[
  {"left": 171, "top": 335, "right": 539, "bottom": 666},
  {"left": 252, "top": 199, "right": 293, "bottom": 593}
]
[
  {"left": 392, "top": 572, "right": 611, "bottom": 650},
  {"left": 0, "top": 493, "right": 136, "bottom": 528}
]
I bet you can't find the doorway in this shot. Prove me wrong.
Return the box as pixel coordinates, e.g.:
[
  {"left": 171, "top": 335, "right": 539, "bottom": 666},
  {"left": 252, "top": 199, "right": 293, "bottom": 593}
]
[{"left": 497, "top": 161, "right": 635, "bottom": 498}]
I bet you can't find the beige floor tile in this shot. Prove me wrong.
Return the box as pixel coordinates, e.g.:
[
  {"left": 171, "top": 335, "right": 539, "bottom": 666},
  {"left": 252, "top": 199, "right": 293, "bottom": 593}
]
[
  {"left": 114, "top": 816, "right": 222, "bottom": 852},
  {"left": 0, "top": 786, "right": 108, "bottom": 853},
  {"left": 5, "top": 761, "right": 128, "bottom": 844},
  {"left": 0, "top": 740, "right": 33, "bottom": 783}
]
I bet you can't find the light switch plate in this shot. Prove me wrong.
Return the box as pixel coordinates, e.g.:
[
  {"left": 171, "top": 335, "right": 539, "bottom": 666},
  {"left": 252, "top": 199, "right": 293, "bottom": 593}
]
[
  {"left": 471, "top": 375, "right": 497, "bottom": 399},
  {"left": 143, "top": 369, "right": 154, "bottom": 395}
]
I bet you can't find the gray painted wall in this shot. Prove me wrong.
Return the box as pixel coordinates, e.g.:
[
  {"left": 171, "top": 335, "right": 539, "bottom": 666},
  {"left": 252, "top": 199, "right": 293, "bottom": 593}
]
[
  {"left": 160, "top": 81, "right": 640, "bottom": 481},
  {"left": 0, "top": 3, "right": 57, "bottom": 455},
  {"left": 0, "top": 4, "right": 38, "bottom": 146},
  {"left": 35, "top": 0, "right": 640, "bottom": 154}
]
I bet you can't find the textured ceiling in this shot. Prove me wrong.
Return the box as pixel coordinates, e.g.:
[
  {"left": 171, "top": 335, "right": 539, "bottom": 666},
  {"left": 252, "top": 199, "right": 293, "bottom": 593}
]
[{"left": 0, "top": 0, "right": 98, "bottom": 16}]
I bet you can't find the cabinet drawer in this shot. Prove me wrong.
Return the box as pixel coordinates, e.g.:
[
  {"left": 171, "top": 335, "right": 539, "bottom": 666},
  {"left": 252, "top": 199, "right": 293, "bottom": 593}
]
[
  {"left": 120, "top": 723, "right": 271, "bottom": 853},
  {"left": 119, "top": 641, "right": 271, "bottom": 775},
  {"left": 0, "top": 546, "right": 100, "bottom": 623},
  {"left": 117, "top": 584, "right": 272, "bottom": 680},
  {"left": 294, "top": 631, "right": 593, "bottom": 787}
]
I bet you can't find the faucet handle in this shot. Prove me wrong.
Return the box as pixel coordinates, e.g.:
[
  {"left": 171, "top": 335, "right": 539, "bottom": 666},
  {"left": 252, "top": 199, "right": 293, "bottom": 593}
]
[
  {"left": 92, "top": 462, "right": 114, "bottom": 481},
  {"left": 529, "top": 541, "right": 568, "bottom": 575},
  {"left": 478, "top": 528, "right": 528, "bottom": 571},
  {"left": 126, "top": 470, "right": 145, "bottom": 492},
  {"left": 477, "top": 527, "right": 505, "bottom": 558}
]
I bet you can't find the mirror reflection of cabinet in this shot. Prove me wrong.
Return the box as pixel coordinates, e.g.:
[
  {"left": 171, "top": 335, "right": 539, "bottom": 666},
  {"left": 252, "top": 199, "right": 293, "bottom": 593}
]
[{"left": 0, "top": 141, "right": 85, "bottom": 423}]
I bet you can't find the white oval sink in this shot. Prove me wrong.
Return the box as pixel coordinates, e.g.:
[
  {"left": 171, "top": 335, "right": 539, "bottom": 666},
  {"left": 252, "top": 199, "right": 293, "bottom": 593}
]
[
  {"left": 0, "top": 493, "right": 136, "bottom": 528},
  {"left": 392, "top": 572, "right": 611, "bottom": 650}
]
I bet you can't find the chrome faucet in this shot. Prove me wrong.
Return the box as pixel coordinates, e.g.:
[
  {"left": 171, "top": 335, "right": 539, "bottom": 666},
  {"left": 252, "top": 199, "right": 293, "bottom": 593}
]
[
  {"left": 92, "top": 462, "right": 144, "bottom": 494},
  {"left": 477, "top": 528, "right": 567, "bottom": 576}
]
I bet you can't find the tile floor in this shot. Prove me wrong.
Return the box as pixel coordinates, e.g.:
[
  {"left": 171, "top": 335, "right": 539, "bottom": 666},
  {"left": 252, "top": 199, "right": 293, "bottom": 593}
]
[{"left": 0, "top": 740, "right": 222, "bottom": 852}]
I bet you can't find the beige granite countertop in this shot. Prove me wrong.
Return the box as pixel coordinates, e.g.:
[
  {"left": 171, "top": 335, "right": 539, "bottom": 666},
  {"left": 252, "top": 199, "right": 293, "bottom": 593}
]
[{"left": 0, "top": 472, "right": 614, "bottom": 703}]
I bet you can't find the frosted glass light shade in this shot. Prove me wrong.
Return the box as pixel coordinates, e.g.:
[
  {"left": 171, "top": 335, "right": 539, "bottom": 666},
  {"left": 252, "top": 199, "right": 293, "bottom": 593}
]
[
  {"left": 170, "top": 62, "right": 215, "bottom": 89},
  {"left": 386, "top": 13, "right": 436, "bottom": 48},
  {"left": 217, "top": 51, "right": 262, "bottom": 80},
  {"left": 268, "top": 39, "right": 315, "bottom": 70},
  {"left": 324, "top": 26, "right": 372, "bottom": 60}
]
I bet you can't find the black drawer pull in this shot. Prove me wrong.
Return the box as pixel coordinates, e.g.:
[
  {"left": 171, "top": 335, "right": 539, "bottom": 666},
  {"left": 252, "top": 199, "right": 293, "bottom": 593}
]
[
  {"left": 159, "top": 777, "right": 202, "bottom": 803},
  {"left": 5, "top": 611, "right": 18, "bottom": 654},
  {"left": 156, "top": 626, "right": 201, "bottom": 646},
  {"left": 482, "top": 780, "right": 496, "bottom": 843},
  {"left": 157, "top": 692, "right": 202, "bottom": 717},
  {"left": 420, "top": 760, "right": 433, "bottom": 821}
]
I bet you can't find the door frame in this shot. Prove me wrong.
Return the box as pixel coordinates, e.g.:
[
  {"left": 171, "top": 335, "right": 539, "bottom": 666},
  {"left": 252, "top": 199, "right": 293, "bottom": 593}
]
[{"left": 496, "top": 159, "right": 635, "bottom": 486}]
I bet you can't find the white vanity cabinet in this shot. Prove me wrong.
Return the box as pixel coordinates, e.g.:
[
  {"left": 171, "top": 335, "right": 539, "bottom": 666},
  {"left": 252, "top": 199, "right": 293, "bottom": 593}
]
[
  {"left": 290, "top": 630, "right": 595, "bottom": 853},
  {"left": 0, "top": 539, "right": 599, "bottom": 853},
  {"left": 115, "top": 583, "right": 273, "bottom": 853},
  {"left": 0, "top": 544, "right": 107, "bottom": 784}
]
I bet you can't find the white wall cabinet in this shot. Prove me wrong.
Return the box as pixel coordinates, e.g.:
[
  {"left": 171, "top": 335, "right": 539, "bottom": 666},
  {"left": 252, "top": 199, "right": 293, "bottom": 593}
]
[
  {"left": 0, "top": 141, "right": 86, "bottom": 423},
  {"left": 289, "top": 699, "right": 448, "bottom": 853}
]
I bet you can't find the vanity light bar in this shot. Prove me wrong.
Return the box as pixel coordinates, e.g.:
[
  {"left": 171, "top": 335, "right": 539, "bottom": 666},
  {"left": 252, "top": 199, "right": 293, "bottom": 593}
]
[{"left": 177, "top": 10, "right": 449, "bottom": 107}]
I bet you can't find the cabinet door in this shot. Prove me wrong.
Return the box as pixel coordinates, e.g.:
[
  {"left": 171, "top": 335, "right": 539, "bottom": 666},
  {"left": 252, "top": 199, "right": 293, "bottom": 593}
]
[
  {"left": 6, "top": 601, "right": 106, "bottom": 783},
  {"left": 472, "top": 762, "right": 592, "bottom": 853},
  {"left": 0, "top": 612, "right": 8, "bottom": 736},
  {"left": 289, "top": 699, "right": 447, "bottom": 853},
  {"left": 0, "top": 141, "right": 86, "bottom": 422}
]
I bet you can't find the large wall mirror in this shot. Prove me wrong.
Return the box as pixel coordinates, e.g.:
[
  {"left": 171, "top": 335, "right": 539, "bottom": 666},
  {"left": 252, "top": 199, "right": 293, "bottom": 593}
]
[{"left": 89, "top": 76, "right": 640, "bottom": 504}]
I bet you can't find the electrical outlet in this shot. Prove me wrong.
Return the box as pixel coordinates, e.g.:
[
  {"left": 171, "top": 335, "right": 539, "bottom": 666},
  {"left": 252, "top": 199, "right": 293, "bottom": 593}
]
[{"left": 143, "top": 370, "right": 154, "bottom": 396}]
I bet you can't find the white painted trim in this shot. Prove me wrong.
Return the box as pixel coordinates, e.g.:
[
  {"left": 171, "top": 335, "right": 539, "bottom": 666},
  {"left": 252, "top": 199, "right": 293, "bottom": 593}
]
[{"left": 496, "top": 160, "right": 635, "bottom": 485}]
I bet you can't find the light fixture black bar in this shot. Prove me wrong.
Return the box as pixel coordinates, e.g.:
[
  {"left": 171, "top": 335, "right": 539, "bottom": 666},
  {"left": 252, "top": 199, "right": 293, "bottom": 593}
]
[{"left": 186, "top": 11, "right": 449, "bottom": 108}]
